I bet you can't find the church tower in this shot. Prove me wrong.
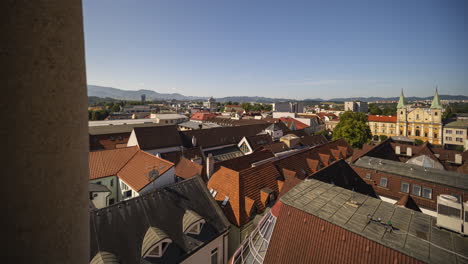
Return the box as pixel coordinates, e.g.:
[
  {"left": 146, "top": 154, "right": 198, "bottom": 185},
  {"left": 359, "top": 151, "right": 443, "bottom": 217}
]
[
  {"left": 396, "top": 89, "right": 407, "bottom": 136},
  {"left": 429, "top": 88, "right": 442, "bottom": 144}
]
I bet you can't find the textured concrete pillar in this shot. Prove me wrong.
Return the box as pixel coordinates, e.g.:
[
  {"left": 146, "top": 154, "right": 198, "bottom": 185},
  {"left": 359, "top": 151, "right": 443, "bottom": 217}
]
[{"left": 1, "top": 0, "right": 89, "bottom": 263}]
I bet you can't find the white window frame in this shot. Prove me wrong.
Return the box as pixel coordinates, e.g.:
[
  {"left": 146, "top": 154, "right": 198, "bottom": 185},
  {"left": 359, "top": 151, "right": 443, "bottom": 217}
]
[
  {"left": 412, "top": 184, "right": 421, "bottom": 196},
  {"left": 379, "top": 177, "right": 388, "bottom": 188},
  {"left": 422, "top": 187, "right": 432, "bottom": 199},
  {"left": 185, "top": 219, "right": 206, "bottom": 235},
  {"left": 146, "top": 238, "right": 172, "bottom": 258},
  {"left": 400, "top": 182, "right": 409, "bottom": 193}
]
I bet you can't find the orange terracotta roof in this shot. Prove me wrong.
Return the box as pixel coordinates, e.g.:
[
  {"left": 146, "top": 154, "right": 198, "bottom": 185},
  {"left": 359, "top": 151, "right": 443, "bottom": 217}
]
[
  {"left": 367, "top": 115, "right": 397, "bottom": 123},
  {"left": 208, "top": 163, "right": 281, "bottom": 227},
  {"left": 330, "top": 149, "right": 343, "bottom": 160},
  {"left": 279, "top": 117, "right": 309, "bottom": 130},
  {"left": 174, "top": 157, "right": 203, "bottom": 180},
  {"left": 89, "top": 146, "right": 174, "bottom": 191},
  {"left": 117, "top": 151, "right": 174, "bottom": 191},
  {"left": 208, "top": 138, "right": 353, "bottom": 227},
  {"left": 306, "top": 159, "right": 321, "bottom": 173},
  {"left": 319, "top": 153, "right": 331, "bottom": 166},
  {"left": 190, "top": 112, "right": 218, "bottom": 121},
  {"left": 89, "top": 147, "right": 139, "bottom": 179}
]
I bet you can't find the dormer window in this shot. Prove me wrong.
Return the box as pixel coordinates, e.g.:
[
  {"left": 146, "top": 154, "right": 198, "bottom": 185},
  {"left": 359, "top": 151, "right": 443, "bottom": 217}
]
[
  {"left": 141, "top": 227, "right": 172, "bottom": 259},
  {"left": 147, "top": 240, "right": 171, "bottom": 258},
  {"left": 183, "top": 210, "right": 206, "bottom": 235}
]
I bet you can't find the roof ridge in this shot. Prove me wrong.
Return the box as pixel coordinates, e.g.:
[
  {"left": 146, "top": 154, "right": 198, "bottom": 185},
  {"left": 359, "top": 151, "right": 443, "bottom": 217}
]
[{"left": 138, "top": 149, "right": 175, "bottom": 166}]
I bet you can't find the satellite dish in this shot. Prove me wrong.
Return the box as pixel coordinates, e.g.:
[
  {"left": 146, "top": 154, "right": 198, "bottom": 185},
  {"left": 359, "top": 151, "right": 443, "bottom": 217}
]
[{"left": 148, "top": 169, "right": 159, "bottom": 181}]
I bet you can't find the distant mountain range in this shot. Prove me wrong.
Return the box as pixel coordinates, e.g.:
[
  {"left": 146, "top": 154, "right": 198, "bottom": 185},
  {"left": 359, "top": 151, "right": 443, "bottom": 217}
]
[{"left": 88, "top": 85, "right": 468, "bottom": 103}]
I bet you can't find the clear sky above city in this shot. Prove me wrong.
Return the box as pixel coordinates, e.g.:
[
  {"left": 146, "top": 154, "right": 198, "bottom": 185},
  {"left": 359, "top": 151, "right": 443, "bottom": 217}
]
[{"left": 83, "top": 0, "right": 467, "bottom": 99}]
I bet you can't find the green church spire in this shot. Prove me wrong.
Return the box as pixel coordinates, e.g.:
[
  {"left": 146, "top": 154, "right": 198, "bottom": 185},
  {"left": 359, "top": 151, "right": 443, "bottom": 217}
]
[
  {"left": 430, "top": 88, "right": 442, "bottom": 109},
  {"left": 397, "top": 89, "right": 406, "bottom": 109}
]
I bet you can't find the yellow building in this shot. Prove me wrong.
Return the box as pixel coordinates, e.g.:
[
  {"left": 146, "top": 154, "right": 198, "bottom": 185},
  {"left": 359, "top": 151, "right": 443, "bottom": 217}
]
[
  {"left": 368, "top": 115, "right": 397, "bottom": 139},
  {"left": 396, "top": 89, "right": 443, "bottom": 144}
]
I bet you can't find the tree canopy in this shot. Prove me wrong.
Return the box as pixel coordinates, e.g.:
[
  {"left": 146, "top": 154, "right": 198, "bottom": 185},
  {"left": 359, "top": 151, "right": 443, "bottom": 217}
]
[{"left": 332, "top": 111, "right": 371, "bottom": 148}]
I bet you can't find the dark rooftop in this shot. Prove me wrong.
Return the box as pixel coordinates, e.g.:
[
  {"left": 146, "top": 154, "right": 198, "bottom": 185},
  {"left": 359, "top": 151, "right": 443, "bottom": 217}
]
[
  {"left": 132, "top": 125, "right": 182, "bottom": 150},
  {"left": 279, "top": 179, "right": 468, "bottom": 263},
  {"left": 90, "top": 176, "right": 230, "bottom": 264},
  {"left": 354, "top": 156, "right": 468, "bottom": 190}
]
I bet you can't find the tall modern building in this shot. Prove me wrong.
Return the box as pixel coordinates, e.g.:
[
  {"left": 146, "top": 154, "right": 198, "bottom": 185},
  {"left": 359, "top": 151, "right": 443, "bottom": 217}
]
[
  {"left": 141, "top": 94, "right": 146, "bottom": 103},
  {"left": 396, "top": 89, "right": 443, "bottom": 144},
  {"left": 344, "top": 101, "right": 368, "bottom": 113}
]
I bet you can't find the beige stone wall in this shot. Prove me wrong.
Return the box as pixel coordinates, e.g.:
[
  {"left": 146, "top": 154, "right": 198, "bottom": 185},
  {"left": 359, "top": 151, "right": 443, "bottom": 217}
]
[{"left": 2, "top": 0, "right": 89, "bottom": 262}]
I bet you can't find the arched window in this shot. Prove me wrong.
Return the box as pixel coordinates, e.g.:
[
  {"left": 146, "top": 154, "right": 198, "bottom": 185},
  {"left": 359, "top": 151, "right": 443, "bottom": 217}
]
[{"left": 415, "top": 130, "right": 420, "bottom": 137}]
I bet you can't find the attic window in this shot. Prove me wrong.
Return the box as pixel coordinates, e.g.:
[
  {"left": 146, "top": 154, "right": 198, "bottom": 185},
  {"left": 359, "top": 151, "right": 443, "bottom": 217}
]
[
  {"left": 183, "top": 210, "right": 206, "bottom": 235},
  {"left": 146, "top": 240, "right": 171, "bottom": 258},
  {"left": 141, "top": 227, "right": 172, "bottom": 259},
  {"left": 186, "top": 221, "right": 205, "bottom": 235}
]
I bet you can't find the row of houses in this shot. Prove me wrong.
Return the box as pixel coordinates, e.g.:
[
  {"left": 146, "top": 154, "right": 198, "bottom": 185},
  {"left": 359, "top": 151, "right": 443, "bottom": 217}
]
[{"left": 88, "top": 116, "right": 467, "bottom": 263}]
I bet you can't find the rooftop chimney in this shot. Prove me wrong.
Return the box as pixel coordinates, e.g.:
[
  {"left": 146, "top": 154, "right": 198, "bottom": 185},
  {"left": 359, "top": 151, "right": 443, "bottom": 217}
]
[
  {"left": 455, "top": 154, "right": 462, "bottom": 164},
  {"left": 206, "top": 153, "right": 215, "bottom": 179}
]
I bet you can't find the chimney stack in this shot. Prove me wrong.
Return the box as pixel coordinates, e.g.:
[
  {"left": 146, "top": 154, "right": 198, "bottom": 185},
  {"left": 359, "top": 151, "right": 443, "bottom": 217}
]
[{"left": 206, "top": 153, "right": 215, "bottom": 179}]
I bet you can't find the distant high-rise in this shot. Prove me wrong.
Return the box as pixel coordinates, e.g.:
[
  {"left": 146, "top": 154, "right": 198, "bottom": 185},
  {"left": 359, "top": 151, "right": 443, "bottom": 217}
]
[
  {"left": 344, "top": 101, "right": 368, "bottom": 113},
  {"left": 141, "top": 94, "right": 146, "bottom": 103}
]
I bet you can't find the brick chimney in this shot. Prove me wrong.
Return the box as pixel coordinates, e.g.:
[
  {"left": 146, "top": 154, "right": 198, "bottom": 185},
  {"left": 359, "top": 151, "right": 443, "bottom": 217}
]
[{"left": 206, "top": 153, "right": 215, "bottom": 179}]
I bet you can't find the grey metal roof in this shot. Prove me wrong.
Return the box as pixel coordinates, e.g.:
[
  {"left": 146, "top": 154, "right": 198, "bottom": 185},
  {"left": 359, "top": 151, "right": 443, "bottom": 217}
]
[
  {"left": 89, "top": 123, "right": 163, "bottom": 135},
  {"left": 444, "top": 120, "right": 468, "bottom": 129},
  {"left": 152, "top": 114, "right": 188, "bottom": 120},
  {"left": 178, "top": 121, "right": 221, "bottom": 130},
  {"left": 281, "top": 179, "right": 468, "bottom": 264},
  {"left": 406, "top": 155, "right": 445, "bottom": 170},
  {"left": 89, "top": 183, "right": 111, "bottom": 193},
  {"left": 354, "top": 156, "right": 468, "bottom": 190},
  {"left": 89, "top": 176, "right": 230, "bottom": 264}
]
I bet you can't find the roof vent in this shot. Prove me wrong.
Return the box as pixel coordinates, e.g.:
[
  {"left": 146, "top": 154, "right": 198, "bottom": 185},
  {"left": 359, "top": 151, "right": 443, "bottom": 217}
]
[{"left": 221, "top": 196, "right": 230, "bottom": 207}]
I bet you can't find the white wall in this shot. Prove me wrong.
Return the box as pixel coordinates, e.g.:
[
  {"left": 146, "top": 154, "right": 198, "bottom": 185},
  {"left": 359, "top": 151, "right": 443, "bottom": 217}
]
[
  {"left": 90, "top": 191, "right": 109, "bottom": 209},
  {"left": 272, "top": 112, "right": 296, "bottom": 118},
  {"left": 140, "top": 167, "right": 176, "bottom": 194},
  {"left": 90, "top": 176, "right": 118, "bottom": 205},
  {"left": 181, "top": 232, "right": 229, "bottom": 264},
  {"left": 127, "top": 130, "right": 138, "bottom": 147}
]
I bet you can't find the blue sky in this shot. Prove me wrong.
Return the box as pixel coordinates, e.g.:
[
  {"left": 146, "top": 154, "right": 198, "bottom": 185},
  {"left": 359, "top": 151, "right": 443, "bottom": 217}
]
[{"left": 83, "top": 0, "right": 467, "bottom": 99}]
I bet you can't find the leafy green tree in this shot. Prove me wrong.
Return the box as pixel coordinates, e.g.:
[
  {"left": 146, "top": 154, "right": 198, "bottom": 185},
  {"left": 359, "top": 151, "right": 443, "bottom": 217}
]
[
  {"left": 332, "top": 112, "right": 371, "bottom": 148},
  {"left": 315, "top": 129, "right": 333, "bottom": 141},
  {"left": 111, "top": 104, "right": 121, "bottom": 112},
  {"left": 368, "top": 104, "right": 383, "bottom": 115},
  {"left": 379, "top": 135, "right": 388, "bottom": 141},
  {"left": 414, "top": 139, "right": 424, "bottom": 145}
]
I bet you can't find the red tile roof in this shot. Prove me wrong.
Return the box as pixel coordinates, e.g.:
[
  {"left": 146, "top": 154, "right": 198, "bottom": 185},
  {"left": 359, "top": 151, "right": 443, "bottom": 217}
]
[
  {"left": 208, "top": 163, "right": 281, "bottom": 227},
  {"left": 89, "top": 147, "right": 139, "bottom": 179},
  {"left": 117, "top": 151, "right": 174, "bottom": 191},
  {"left": 190, "top": 112, "right": 218, "bottom": 121},
  {"left": 367, "top": 115, "right": 397, "bottom": 123},
  {"left": 263, "top": 202, "right": 423, "bottom": 264},
  {"left": 89, "top": 147, "right": 174, "bottom": 191},
  {"left": 174, "top": 157, "right": 203, "bottom": 180},
  {"left": 208, "top": 138, "right": 354, "bottom": 227},
  {"left": 279, "top": 117, "right": 309, "bottom": 130},
  {"left": 317, "top": 112, "right": 337, "bottom": 119}
]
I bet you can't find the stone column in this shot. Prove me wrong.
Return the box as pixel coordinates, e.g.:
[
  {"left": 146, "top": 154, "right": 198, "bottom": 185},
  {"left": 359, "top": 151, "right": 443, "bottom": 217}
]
[{"left": 1, "top": 1, "right": 89, "bottom": 263}]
